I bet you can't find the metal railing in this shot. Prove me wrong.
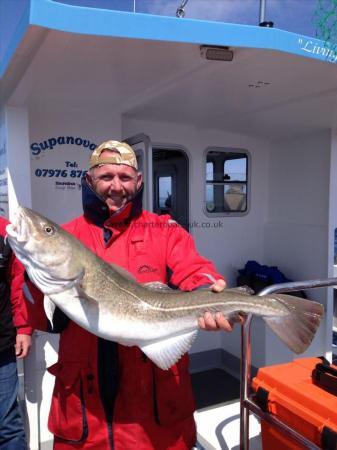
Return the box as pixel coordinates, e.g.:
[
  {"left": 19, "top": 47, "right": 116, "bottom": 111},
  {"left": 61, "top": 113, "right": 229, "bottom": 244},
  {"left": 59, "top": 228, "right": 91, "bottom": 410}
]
[{"left": 239, "top": 277, "right": 337, "bottom": 450}]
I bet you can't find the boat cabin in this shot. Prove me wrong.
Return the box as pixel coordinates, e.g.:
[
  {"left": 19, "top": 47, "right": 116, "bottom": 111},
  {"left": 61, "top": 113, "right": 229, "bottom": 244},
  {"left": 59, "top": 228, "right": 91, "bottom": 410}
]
[{"left": 1, "top": 1, "right": 337, "bottom": 448}]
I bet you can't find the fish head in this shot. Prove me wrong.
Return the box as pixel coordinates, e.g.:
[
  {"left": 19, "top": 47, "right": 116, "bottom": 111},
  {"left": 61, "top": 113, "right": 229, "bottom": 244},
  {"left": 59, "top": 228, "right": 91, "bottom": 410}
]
[{"left": 7, "top": 206, "right": 84, "bottom": 294}]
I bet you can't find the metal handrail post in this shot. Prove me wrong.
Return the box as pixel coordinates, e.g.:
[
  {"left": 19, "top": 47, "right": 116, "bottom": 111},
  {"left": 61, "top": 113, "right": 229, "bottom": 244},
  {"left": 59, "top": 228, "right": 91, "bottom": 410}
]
[
  {"left": 239, "top": 277, "right": 337, "bottom": 450},
  {"left": 240, "top": 314, "right": 253, "bottom": 450}
]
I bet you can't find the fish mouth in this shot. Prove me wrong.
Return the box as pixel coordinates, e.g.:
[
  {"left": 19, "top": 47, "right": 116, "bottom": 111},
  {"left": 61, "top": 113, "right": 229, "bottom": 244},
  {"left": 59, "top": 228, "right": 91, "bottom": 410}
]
[{"left": 6, "top": 207, "right": 30, "bottom": 244}]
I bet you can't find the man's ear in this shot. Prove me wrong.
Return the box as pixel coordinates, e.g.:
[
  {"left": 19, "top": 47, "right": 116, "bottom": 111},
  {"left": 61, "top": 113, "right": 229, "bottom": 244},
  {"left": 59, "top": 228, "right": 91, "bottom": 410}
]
[
  {"left": 86, "top": 171, "right": 93, "bottom": 188},
  {"left": 136, "top": 172, "right": 143, "bottom": 190}
]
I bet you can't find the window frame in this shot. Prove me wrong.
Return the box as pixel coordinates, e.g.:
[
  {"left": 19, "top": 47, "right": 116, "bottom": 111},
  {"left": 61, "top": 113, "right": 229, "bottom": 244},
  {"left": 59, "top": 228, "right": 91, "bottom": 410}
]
[{"left": 203, "top": 146, "right": 251, "bottom": 217}]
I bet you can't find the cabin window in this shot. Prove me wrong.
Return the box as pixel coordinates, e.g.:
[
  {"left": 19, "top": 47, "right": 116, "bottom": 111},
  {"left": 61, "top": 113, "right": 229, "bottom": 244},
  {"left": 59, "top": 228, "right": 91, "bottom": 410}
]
[
  {"left": 205, "top": 149, "right": 249, "bottom": 214},
  {"left": 158, "top": 176, "right": 172, "bottom": 211}
]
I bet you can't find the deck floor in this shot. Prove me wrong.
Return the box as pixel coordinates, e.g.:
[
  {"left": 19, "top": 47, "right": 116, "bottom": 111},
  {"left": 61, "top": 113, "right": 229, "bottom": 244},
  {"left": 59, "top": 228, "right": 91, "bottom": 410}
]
[
  {"left": 191, "top": 369, "right": 261, "bottom": 450},
  {"left": 191, "top": 368, "right": 240, "bottom": 410}
]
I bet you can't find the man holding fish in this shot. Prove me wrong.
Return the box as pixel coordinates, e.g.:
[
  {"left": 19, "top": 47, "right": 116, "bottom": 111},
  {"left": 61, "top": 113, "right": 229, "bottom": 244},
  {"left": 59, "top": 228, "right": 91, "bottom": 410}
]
[
  {"left": 21, "top": 140, "right": 238, "bottom": 450},
  {"left": 9, "top": 141, "right": 322, "bottom": 450}
]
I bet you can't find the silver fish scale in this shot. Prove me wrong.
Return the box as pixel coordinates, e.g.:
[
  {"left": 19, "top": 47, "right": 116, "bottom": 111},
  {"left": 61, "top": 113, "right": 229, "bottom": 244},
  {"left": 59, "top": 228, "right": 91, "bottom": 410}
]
[{"left": 81, "top": 260, "right": 289, "bottom": 323}]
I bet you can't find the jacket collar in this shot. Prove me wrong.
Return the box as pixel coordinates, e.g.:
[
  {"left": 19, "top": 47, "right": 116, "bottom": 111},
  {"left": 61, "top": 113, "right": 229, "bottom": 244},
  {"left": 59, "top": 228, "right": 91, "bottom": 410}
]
[{"left": 81, "top": 177, "right": 143, "bottom": 227}]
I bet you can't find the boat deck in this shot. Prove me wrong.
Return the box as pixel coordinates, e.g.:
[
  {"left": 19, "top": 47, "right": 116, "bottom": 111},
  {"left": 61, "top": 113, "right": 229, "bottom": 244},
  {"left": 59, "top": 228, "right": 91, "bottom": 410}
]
[
  {"left": 191, "top": 369, "right": 240, "bottom": 410},
  {"left": 191, "top": 369, "right": 261, "bottom": 450}
]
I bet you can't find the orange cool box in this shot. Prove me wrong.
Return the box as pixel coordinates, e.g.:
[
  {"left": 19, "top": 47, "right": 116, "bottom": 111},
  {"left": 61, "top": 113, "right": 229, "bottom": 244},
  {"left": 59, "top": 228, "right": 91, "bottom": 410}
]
[{"left": 251, "top": 357, "right": 337, "bottom": 450}]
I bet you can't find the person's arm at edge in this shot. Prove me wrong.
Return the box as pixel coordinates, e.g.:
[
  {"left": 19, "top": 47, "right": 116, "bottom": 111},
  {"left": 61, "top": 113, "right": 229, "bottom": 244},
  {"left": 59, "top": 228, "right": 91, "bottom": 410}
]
[{"left": 9, "top": 249, "right": 33, "bottom": 358}]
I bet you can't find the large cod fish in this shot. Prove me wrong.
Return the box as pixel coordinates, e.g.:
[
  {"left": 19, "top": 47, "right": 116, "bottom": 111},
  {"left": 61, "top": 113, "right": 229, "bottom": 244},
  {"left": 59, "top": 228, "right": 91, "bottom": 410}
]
[{"left": 7, "top": 207, "right": 324, "bottom": 370}]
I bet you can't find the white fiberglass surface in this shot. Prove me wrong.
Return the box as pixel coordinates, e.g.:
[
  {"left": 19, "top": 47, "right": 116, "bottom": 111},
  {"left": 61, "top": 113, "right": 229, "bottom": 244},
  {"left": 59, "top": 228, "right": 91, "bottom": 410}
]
[{"left": 195, "top": 400, "right": 261, "bottom": 450}]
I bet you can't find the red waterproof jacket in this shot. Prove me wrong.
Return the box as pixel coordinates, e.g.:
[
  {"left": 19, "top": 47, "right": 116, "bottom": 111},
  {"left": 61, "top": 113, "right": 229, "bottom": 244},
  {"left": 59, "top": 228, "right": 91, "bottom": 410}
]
[
  {"left": 26, "top": 184, "right": 224, "bottom": 450},
  {"left": 0, "top": 217, "right": 32, "bottom": 348}
]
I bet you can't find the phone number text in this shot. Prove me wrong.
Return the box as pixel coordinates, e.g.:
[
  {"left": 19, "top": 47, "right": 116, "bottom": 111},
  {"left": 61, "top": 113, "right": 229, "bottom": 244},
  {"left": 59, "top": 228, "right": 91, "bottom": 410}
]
[{"left": 35, "top": 169, "right": 87, "bottom": 178}]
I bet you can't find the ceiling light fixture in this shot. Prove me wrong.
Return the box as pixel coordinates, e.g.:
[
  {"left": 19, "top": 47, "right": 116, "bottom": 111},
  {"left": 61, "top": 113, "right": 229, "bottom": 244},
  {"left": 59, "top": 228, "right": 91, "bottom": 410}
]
[{"left": 200, "top": 46, "right": 234, "bottom": 62}]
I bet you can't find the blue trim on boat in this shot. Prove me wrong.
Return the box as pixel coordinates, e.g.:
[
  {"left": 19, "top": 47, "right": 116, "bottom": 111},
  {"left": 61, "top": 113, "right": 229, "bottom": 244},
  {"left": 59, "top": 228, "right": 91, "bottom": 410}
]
[
  {"left": 0, "top": 2, "right": 30, "bottom": 78},
  {"left": 2, "top": 0, "right": 336, "bottom": 78}
]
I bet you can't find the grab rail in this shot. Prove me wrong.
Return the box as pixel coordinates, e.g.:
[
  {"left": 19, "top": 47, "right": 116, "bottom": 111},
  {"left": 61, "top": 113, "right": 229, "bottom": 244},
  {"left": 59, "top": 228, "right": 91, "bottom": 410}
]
[{"left": 239, "top": 277, "right": 337, "bottom": 450}]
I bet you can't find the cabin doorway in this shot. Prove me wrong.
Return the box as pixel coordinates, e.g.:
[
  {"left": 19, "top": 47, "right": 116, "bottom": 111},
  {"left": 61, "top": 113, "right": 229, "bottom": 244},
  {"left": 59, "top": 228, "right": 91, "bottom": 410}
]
[
  {"left": 124, "top": 135, "right": 189, "bottom": 230},
  {"left": 153, "top": 148, "right": 189, "bottom": 230},
  {"left": 124, "top": 133, "right": 153, "bottom": 211}
]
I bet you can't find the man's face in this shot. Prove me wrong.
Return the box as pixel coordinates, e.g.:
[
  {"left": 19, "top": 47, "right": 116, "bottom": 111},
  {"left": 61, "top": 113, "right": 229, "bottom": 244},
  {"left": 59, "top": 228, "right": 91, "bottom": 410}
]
[{"left": 87, "top": 163, "right": 142, "bottom": 212}]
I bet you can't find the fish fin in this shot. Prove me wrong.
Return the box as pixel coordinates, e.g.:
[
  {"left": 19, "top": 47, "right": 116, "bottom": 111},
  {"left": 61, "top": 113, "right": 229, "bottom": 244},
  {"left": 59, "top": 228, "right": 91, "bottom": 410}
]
[
  {"left": 76, "top": 284, "right": 99, "bottom": 303},
  {"left": 225, "top": 286, "right": 254, "bottom": 295},
  {"left": 142, "top": 281, "right": 173, "bottom": 291},
  {"left": 263, "top": 295, "right": 324, "bottom": 354},
  {"left": 109, "top": 264, "right": 136, "bottom": 281},
  {"left": 44, "top": 296, "right": 56, "bottom": 329},
  {"left": 140, "top": 330, "right": 198, "bottom": 370},
  {"left": 73, "top": 269, "right": 100, "bottom": 304}
]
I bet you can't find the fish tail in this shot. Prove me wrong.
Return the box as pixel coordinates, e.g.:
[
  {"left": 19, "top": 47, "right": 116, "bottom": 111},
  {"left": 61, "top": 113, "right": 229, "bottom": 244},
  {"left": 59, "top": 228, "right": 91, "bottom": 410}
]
[{"left": 263, "top": 294, "right": 324, "bottom": 354}]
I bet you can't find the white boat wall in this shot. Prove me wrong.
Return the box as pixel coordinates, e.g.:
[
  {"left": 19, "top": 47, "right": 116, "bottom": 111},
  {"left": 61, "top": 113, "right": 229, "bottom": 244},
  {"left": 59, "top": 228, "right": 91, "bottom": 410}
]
[{"left": 1, "top": 1, "right": 337, "bottom": 449}]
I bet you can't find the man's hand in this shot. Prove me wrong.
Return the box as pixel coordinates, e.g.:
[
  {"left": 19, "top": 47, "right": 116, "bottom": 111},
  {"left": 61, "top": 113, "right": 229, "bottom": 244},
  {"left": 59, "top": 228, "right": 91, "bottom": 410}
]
[
  {"left": 15, "top": 334, "right": 32, "bottom": 359},
  {"left": 198, "top": 279, "right": 244, "bottom": 331},
  {"left": 210, "top": 279, "right": 227, "bottom": 293}
]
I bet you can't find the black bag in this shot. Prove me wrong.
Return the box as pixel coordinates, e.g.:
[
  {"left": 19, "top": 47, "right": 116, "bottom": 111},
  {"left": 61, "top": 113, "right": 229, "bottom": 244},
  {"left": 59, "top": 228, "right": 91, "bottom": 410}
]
[{"left": 237, "top": 259, "right": 307, "bottom": 298}]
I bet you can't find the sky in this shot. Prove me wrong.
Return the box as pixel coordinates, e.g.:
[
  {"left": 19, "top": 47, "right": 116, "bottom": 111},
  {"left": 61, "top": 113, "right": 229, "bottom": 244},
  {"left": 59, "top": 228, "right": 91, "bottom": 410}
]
[{"left": 54, "top": 0, "right": 330, "bottom": 38}]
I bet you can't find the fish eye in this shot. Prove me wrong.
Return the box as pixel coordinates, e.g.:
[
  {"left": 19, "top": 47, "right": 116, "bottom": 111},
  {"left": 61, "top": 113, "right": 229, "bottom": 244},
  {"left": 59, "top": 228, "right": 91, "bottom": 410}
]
[{"left": 44, "top": 225, "right": 55, "bottom": 235}]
